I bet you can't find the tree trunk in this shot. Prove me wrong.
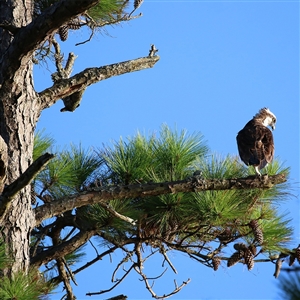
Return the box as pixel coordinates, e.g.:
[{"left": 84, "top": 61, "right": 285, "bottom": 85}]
[
  {"left": 0, "top": 0, "right": 39, "bottom": 274},
  {"left": 0, "top": 63, "right": 40, "bottom": 274},
  {"left": 0, "top": 0, "right": 160, "bottom": 276}
]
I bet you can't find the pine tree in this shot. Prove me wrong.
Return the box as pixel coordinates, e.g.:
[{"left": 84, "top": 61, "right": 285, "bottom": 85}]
[{"left": 0, "top": 0, "right": 296, "bottom": 299}]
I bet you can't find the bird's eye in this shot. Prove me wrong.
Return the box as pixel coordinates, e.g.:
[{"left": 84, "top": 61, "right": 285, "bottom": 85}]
[{"left": 273, "top": 118, "right": 276, "bottom": 123}]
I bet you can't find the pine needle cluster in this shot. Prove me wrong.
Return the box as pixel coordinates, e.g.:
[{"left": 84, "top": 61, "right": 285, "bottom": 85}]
[{"left": 31, "top": 125, "right": 295, "bottom": 297}]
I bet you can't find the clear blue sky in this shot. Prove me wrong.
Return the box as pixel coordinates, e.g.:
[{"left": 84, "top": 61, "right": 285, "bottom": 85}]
[{"left": 35, "top": 1, "right": 299, "bottom": 299}]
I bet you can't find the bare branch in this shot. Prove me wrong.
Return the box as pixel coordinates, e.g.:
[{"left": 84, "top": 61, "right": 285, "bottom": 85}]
[
  {"left": 56, "top": 258, "right": 76, "bottom": 300},
  {"left": 89, "top": 239, "right": 100, "bottom": 256},
  {"left": 31, "top": 229, "right": 97, "bottom": 267},
  {"left": 160, "top": 246, "right": 177, "bottom": 274},
  {"left": 34, "top": 173, "right": 287, "bottom": 226},
  {"left": 112, "top": 251, "right": 134, "bottom": 282},
  {"left": 98, "top": 202, "right": 136, "bottom": 225},
  {"left": 62, "top": 257, "right": 78, "bottom": 286},
  {"left": 49, "top": 245, "right": 119, "bottom": 286},
  {"left": 38, "top": 54, "right": 160, "bottom": 110},
  {"left": 75, "top": 29, "right": 95, "bottom": 46},
  {"left": 86, "top": 263, "right": 135, "bottom": 296},
  {"left": 0, "top": 153, "right": 54, "bottom": 220},
  {"left": 134, "top": 241, "right": 144, "bottom": 271},
  {"left": 133, "top": 264, "right": 190, "bottom": 299},
  {"left": 136, "top": 268, "right": 167, "bottom": 281},
  {"left": 104, "top": 295, "right": 127, "bottom": 300}
]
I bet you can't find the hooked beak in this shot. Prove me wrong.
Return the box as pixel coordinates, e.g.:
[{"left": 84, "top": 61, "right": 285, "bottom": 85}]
[{"left": 271, "top": 124, "right": 275, "bottom": 130}]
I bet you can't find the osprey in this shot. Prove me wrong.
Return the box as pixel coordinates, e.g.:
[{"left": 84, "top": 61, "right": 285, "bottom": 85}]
[{"left": 236, "top": 108, "right": 276, "bottom": 176}]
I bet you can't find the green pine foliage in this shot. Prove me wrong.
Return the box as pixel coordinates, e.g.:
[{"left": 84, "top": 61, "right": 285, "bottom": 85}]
[
  {"left": 148, "top": 125, "right": 209, "bottom": 181},
  {"left": 33, "top": 130, "right": 55, "bottom": 161},
  {"left": 33, "top": 132, "right": 102, "bottom": 199},
  {"left": 100, "top": 132, "right": 152, "bottom": 185},
  {"left": 31, "top": 125, "right": 294, "bottom": 295},
  {"left": 88, "top": 0, "right": 129, "bottom": 24},
  {"left": 0, "top": 239, "right": 54, "bottom": 299},
  {"left": 101, "top": 125, "right": 209, "bottom": 184},
  {"left": 83, "top": 125, "right": 292, "bottom": 254},
  {"left": 0, "top": 269, "right": 54, "bottom": 300}
]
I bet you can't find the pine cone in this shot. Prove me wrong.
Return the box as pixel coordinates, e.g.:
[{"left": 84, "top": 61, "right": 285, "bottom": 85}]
[
  {"left": 68, "top": 18, "right": 81, "bottom": 30},
  {"left": 249, "top": 219, "right": 263, "bottom": 245},
  {"left": 244, "top": 249, "right": 254, "bottom": 270},
  {"left": 212, "top": 257, "right": 221, "bottom": 271},
  {"left": 248, "top": 244, "right": 257, "bottom": 256},
  {"left": 233, "top": 243, "right": 247, "bottom": 251},
  {"left": 58, "top": 25, "right": 69, "bottom": 41},
  {"left": 227, "top": 251, "right": 244, "bottom": 268},
  {"left": 217, "top": 228, "right": 233, "bottom": 243}
]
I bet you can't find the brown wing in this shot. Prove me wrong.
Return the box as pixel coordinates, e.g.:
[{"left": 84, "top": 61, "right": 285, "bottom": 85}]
[
  {"left": 236, "top": 120, "right": 274, "bottom": 170},
  {"left": 257, "top": 126, "right": 274, "bottom": 169}
]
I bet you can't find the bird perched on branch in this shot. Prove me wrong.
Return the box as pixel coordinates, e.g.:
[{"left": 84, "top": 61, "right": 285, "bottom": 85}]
[{"left": 236, "top": 107, "right": 276, "bottom": 176}]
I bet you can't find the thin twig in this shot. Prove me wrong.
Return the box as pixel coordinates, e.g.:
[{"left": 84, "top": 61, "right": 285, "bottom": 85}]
[
  {"left": 86, "top": 264, "right": 135, "bottom": 296},
  {"left": 98, "top": 202, "right": 136, "bottom": 225},
  {"left": 62, "top": 257, "right": 78, "bottom": 286},
  {"left": 134, "top": 241, "right": 144, "bottom": 270},
  {"left": 136, "top": 267, "right": 167, "bottom": 281},
  {"left": 89, "top": 239, "right": 99, "bottom": 256},
  {"left": 133, "top": 265, "right": 190, "bottom": 299},
  {"left": 160, "top": 246, "right": 177, "bottom": 274},
  {"left": 111, "top": 251, "right": 134, "bottom": 282}
]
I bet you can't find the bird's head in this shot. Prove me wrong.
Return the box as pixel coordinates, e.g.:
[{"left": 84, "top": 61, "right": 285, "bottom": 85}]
[{"left": 255, "top": 107, "right": 277, "bottom": 130}]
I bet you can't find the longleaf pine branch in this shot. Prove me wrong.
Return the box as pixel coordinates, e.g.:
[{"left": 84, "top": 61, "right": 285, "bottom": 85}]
[{"left": 34, "top": 173, "right": 286, "bottom": 226}]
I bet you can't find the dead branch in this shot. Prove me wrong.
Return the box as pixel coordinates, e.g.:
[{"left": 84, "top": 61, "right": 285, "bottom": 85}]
[
  {"left": 98, "top": 202, "right": 136, "bottom": 225},
  {"left": 105, "top": 295, "right": 127, "bottom": 300},
  {"left": 49, "top": 245, "right": 119, "bottom": 286},
  {"left": 52, "top": 39, "right": 77, "bottom": 80},
  {"left": 62, "top": 257, "right": 78, "bottom": 286},
  {"left": 136, "top": 268, "right": 167, "bottom": 281},
  {"left": 86, "top": 263, "right": 135, "bottom": 296},
  {"left": 112, "top": 251, "right": 134, "bottom": 282},
  {"left": 31, "top": 229, "right": 97, "bottom": 267},
  {"left": 133, "top": 264, "right": 190, "bottom": 299},
  {"left": 89, "top": 239, "right": 99, "bottom": 256},
  {"left": 0, "top": 153, "right": 54, "bottom": 220},
  {"left": 134, "top": 241, "right": 144, "bottom": 270},
  {"left": 56, "top": 257, "right": 76, "bottom": 300},
  {"left": 38, "top": 53, "right": 160, "bottom": 110},
  {"left": 160, "top": 246, "right": 177, "bottom": 274},
  {"left": 34, "top": 173, "right": 286, "bottom": 226}
]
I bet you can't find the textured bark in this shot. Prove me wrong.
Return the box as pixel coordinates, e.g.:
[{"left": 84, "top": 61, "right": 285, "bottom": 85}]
[
  {"left": 34, "top": 173, "right": 286, "bottom": 226},
  {"left": 0, "top": 0, "right": 39, "bottom": 272},
  {"left": 0, "top": 153, "right": 54, "bottom": 219},
  {"left": 39, "top": 55, "right": 160, "bottom": 110},
  {"left": 0, "top": 0, "right": 159, "bottom": 277},
  {"left": 0, "top": 65, "right": 38, "bottom": 274},
  {"left": 31, "top": 229, "right": 97, "bottom": 267},
  {"left": 0, "top": 1, "right": 288, "bottom": 297},
  {"left": 0, "top": 0, "right": 99, "bottom": 84}
]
